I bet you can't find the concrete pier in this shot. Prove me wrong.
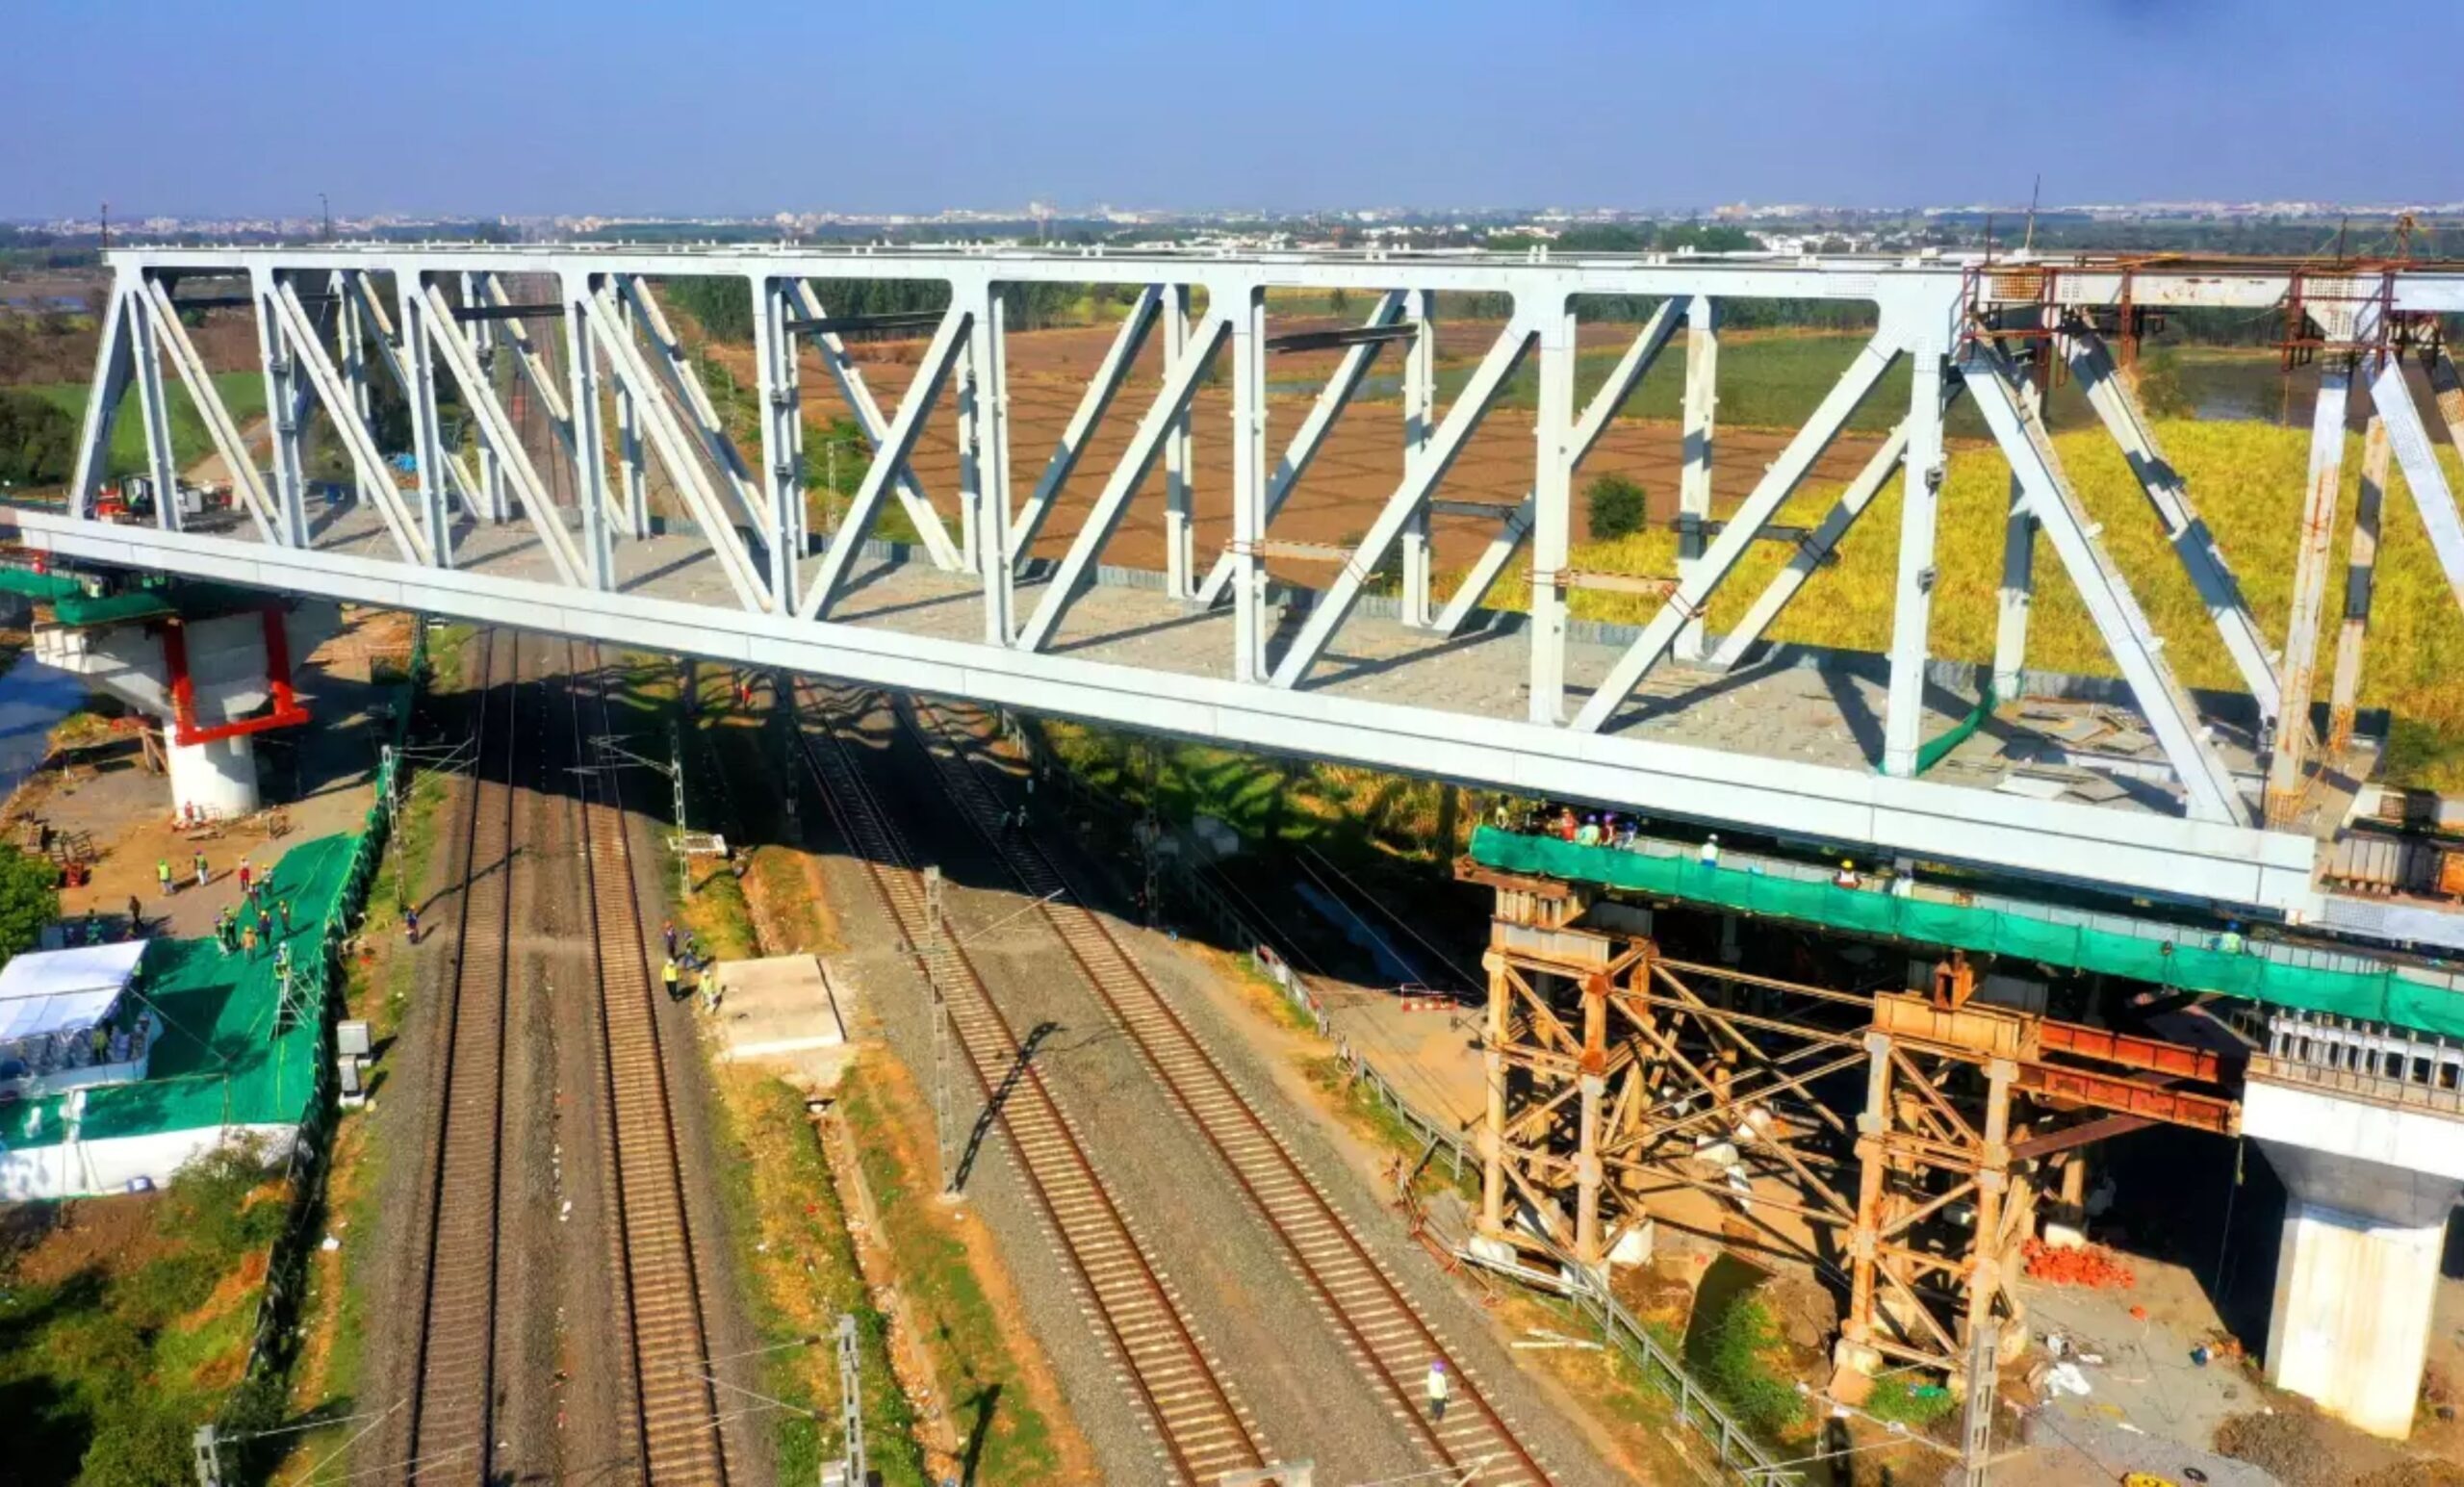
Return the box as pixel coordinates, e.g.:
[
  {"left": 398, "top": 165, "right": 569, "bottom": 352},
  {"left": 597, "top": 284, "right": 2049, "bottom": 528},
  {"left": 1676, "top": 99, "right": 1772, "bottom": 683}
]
[
  {"left": 165, "top": 732, "right": 261, "bottom": 817},
  {"left": 2246, "top": 1068, "right": 2464, "bottom": 1438},
  {"left": 34, "top": 602, "right": 340, "bottom": 819}
]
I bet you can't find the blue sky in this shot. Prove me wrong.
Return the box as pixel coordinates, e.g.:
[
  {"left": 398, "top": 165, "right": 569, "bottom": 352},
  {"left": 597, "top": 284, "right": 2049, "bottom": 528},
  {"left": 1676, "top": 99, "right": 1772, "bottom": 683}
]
[{"left": 7, "top": 0, "right": 2460, "bottom": 219}]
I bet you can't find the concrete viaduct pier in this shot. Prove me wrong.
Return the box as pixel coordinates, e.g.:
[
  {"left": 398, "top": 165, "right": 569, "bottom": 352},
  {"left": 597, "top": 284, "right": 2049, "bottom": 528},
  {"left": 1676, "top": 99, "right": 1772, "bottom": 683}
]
[{"left": 3, "top": 567, "right": 338, "bottom": 817}]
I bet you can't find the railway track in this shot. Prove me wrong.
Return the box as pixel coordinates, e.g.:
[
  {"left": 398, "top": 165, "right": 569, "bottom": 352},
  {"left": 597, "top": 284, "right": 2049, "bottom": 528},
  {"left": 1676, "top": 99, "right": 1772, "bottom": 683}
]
[
  {"left": 791, "top": 684, "right": 1271, "bottom": 1487},
  {"left": 567, "top": 643, "right": 732, "bottom": 1486},
  {"left": 404, "top": 628, "right": 522, "bottom": 1482},
  {"left": 896, "top": 696, "right": 1555, "bottom": 1487}
]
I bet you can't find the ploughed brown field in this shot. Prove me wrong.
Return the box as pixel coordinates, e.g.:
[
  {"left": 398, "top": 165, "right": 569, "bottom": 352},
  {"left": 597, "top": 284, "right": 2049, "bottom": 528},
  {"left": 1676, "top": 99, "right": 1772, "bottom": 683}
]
[{"left": 732, "top": 316, "right": 1892, "bottom": 586}]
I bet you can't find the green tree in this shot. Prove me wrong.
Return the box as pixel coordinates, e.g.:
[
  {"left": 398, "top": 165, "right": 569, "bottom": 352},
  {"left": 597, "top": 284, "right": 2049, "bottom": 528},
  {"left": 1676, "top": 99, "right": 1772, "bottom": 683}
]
[
  {"left": 2132, "top": 346, "right": 2194, "bottom": 420},
  {"left": 75, "top": 1399, "right": 195, "bottom": 1487},
  {"left": 0, "top": 844, "right": 59, "bottom": 958},
  {"left": 0, "top": 391, "right": 77, "bottom": 487},
  {"left": 656, "top": 275, "right": 754, "bottom": 344},
  {"left": 1585, "top": 473, "right": 1648, "bottom": 541}
]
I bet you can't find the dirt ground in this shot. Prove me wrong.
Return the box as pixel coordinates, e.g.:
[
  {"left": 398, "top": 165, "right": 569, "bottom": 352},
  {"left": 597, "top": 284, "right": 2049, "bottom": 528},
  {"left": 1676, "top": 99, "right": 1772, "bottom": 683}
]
[
  {"left": 15, "top": 606, "right": 405, "bottom": 943},
  {"left": 0, "top": 1190, "right": 169, "bottom": 1286},
  {"left": 714, "top": 316, "right": 1895, "bottom": 586}
]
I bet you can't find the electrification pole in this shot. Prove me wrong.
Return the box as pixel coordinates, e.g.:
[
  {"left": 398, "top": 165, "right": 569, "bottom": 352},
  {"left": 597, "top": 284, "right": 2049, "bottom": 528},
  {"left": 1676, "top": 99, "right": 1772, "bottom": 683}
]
[
  {"left": 922, "top": 866, "right": 956, "bottom": 1194},
  {"left": 1960, "top": 1320, "right": 2000, "bottom": 1486},
  {"left": 834, "top": 1313, "right": 867, "bottom": 1487}
]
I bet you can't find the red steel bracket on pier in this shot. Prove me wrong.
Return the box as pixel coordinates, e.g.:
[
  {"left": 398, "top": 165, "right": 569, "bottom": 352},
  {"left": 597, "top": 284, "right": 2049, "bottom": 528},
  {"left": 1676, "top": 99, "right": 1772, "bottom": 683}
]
[{"left": 160, "top": 607, "right": 310, "bottom": 747}]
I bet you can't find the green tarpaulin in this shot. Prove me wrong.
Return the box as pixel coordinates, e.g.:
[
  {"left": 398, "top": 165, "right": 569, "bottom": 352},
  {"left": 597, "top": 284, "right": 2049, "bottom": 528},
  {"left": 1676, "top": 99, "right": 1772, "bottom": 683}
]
[{"left": 1470, "top": 827, "right": 2464, "bottom": 1039}]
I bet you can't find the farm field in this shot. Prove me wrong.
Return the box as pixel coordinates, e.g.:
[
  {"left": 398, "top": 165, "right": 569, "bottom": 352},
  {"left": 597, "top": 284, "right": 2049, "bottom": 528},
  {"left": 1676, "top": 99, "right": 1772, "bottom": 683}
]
[{"left": 24, "top": 372, "right": 267, "bottom": 480}]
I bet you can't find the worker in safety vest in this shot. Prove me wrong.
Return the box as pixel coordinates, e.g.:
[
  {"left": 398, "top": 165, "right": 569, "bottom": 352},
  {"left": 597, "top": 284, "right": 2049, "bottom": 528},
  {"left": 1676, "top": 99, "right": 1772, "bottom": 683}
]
[
  {"left": 157, "top": 859, "right": 173, "bottom": 897},
  {"left": 663, "top": 958, "right": 681, "bottom": 1000}
]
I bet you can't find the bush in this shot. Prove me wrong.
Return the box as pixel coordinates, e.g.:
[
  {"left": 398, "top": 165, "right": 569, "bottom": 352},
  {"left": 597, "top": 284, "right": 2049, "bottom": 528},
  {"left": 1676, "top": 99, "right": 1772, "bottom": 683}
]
[
  {"left": 1698, "top": 1295, "right": 1803, "bottom": 1440},
  {"left": 1586, "top": 474, "right": 1648, "bottom": 541},
  {"left": 0, "top": 844, "right": 59, "bottom": 961},
  {"left": 77, "top": 1398, "right": 195, "bottom": 1487},
  {"left": 159, "top": 1138, "right": 276, "bottom": 1264},
  {"left": 0, "top": 390, "right": 76, "bottom": 488},
  {"left": 2133, "top": 346, "right": 2193, "bottom": 420}
]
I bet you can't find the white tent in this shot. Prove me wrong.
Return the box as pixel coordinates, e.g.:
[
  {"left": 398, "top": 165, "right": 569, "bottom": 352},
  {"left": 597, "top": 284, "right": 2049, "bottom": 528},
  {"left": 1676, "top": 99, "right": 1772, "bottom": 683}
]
[{"left": 0, "top": 940, "right": 146, "bottom": 1043}]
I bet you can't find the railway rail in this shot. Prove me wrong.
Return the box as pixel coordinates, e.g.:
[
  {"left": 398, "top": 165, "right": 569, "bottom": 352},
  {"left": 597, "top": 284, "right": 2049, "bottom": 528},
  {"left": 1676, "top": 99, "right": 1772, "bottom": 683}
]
[
  {"left": 791, "top": 682, "right": 1271, "bottom": 1487},
  {"left": 403, "top": 627, "right": 522, "bottom": 1483},
  {"left": 896, "top": 695, "right": 1555, "bottom": 1487},
  {"left": 568, "top": 641, "right": 732, "bottom": 1486}
]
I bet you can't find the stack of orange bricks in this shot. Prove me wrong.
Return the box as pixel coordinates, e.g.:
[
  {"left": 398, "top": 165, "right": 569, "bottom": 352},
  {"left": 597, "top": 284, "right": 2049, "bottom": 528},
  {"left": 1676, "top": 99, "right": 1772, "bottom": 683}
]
[{"left": 2020, "top": 1238, "right": 2138, "bottom": 1290}]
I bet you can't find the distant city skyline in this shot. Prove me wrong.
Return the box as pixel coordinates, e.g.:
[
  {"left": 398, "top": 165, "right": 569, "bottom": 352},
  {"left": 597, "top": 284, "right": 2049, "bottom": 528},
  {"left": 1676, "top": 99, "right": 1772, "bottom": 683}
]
[{"left": 6, "top": 0, "right": 2460, "bottom": 221}]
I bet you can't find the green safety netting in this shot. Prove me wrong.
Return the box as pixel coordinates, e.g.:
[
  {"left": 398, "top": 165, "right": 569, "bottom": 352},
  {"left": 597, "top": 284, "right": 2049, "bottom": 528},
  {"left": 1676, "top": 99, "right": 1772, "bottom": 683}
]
[
  {"left": 0, "top": 567, "right": 96, "bottom": 604},
  {"left": 1470, "top": 827, "right": 2464, "bottom": 1039},
  {"left": 64, "top": 833, "right": 361, "bottom": 1143},
  {"left": 5, "top": 625, "right": 424, "bottom": 1159}
]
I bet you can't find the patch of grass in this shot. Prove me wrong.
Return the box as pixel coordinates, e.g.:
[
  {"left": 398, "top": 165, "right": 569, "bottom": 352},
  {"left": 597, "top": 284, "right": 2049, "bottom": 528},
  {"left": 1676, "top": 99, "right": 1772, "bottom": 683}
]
[
  {"left": 1300, "top": 1055, "right": 1475, "bottom": 1205},
  {"left": 0, "top": 1142, "right": 287, "bottom": 1485},
  {"left": 1866, "top": 1373, "right": 1959, "bottom": 1429},
  {"left": 28, "top": 372, "right": 269, "bottom": 480},
  {"left": 836, "top": 1060, "right": 1067, "bottom": 1484},
  {"left": 710, "top": 1067, "right": 925, "bottom": 1485}
]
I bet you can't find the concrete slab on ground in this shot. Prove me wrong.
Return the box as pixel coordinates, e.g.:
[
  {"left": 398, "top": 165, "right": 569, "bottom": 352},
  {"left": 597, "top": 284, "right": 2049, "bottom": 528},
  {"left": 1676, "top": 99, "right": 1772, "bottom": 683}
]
[{"left": 709, "top": 953, "right": 854, "bottom": 1091}]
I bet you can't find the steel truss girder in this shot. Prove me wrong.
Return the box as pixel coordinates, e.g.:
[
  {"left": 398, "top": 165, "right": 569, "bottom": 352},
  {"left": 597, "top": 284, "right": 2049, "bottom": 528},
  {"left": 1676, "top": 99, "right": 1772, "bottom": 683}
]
[
  {"left": 788, "top": 279, "right": 965, "bottom": 571},
  {"left": 1017, "top": 307, "right": 1233, "bottom": 653},
  {"left": 136, "top": 278, "right": 282, "bottom": 543},
  {"left": 47, "top": 245, "right": 2398, "bottom": 915},
  {"left": 2060, "top": 328, "right": 2282, "bottom": 715},
  {"left": 8, "top": 505, "right": 2323, "bottom": 911},
  {"left": 2372, "top": 349, "right": 2464, "bottom": 618},
  {"left": 414, "top": 280, "right": 589, "bottom": 588},
  {"left": 801, "top": 303, "right": 975, "bottom": 620},
  {"left": 335, "top": 271, "right": 485, "bottom": 524},
  {"left": 2266, "top": 372, "right": 2352, "bottom": 824},
  {"left": 125, "top": 284, "right": 181, "bottom": 532},
  {"left": 1009, "top": 283, "right": 1164, "bottom": 569},
  {"left": 1194, "top": 290, "right": 1411, "bottom": 606},
  {"left": 68, "top": 278, "right": 136, "bottom": 520},
  {"left": 578, "top": 283, "right": 769, "bottom": 610},
  {"left": 394, "top": 278, "right": 455, "bottom": 567},
  {"left": 268, "top": 277, "right": 432, "bottom": 566},
  {"left": 1270, "top": 312, "right": 1538, "bottom": 687},
  {"left": 1963, "top": 346, "right": 2244, "bottom": 823},
  {"left": 2327, "top": 416, "right": 2389, "bottom": 754},
  {"left": 1436, "top": 296, "right": 1686, "bottom": 635},
  {"left": 1707, "top": 421, "right": 1911, "bottom": 670},
  {"left": 1571, "top": 331, "right": 1900, "bottom": 732},
  {"left": 616, "top": 275, "right": 769, "bottom": 535},
  {"left": 475, "top": 272, "right": 576, "bottom": 457},
  {"left": 751, "top": 276, "right": 806, "bottom": 613}
]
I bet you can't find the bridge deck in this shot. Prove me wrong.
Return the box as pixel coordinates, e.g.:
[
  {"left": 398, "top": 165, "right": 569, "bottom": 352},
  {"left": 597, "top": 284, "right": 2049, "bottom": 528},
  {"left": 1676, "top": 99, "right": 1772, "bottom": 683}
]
[{"left": 270, "top": 497, "right": 2335, "bottom": 830}]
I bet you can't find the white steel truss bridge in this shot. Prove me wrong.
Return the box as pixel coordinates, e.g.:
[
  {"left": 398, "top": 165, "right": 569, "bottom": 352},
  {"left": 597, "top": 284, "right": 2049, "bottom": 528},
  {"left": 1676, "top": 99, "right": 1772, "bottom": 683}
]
[{"left": 22, "top": 244, "right": 2464, "bottom": 940}]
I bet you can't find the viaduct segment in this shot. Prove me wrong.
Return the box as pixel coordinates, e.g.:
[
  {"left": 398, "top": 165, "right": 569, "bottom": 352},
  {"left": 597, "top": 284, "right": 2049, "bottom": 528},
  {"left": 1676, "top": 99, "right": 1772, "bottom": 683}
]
[{"left": 18, "top": 242, "right": 2464, "bottom": 1445}]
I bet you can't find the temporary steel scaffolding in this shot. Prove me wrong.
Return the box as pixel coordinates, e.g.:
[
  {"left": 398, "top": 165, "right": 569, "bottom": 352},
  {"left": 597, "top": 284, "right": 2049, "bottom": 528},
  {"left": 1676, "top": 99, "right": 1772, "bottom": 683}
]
[{"left": 1461, "top": 860, "right": 2243, "bottom": 1378}]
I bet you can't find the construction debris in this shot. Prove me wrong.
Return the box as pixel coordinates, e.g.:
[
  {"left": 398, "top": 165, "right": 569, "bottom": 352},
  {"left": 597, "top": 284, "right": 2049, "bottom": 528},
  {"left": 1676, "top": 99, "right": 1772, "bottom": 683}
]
[{"left": 2021, "top": 1237, "right": 2138, "bottom": 1290}]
